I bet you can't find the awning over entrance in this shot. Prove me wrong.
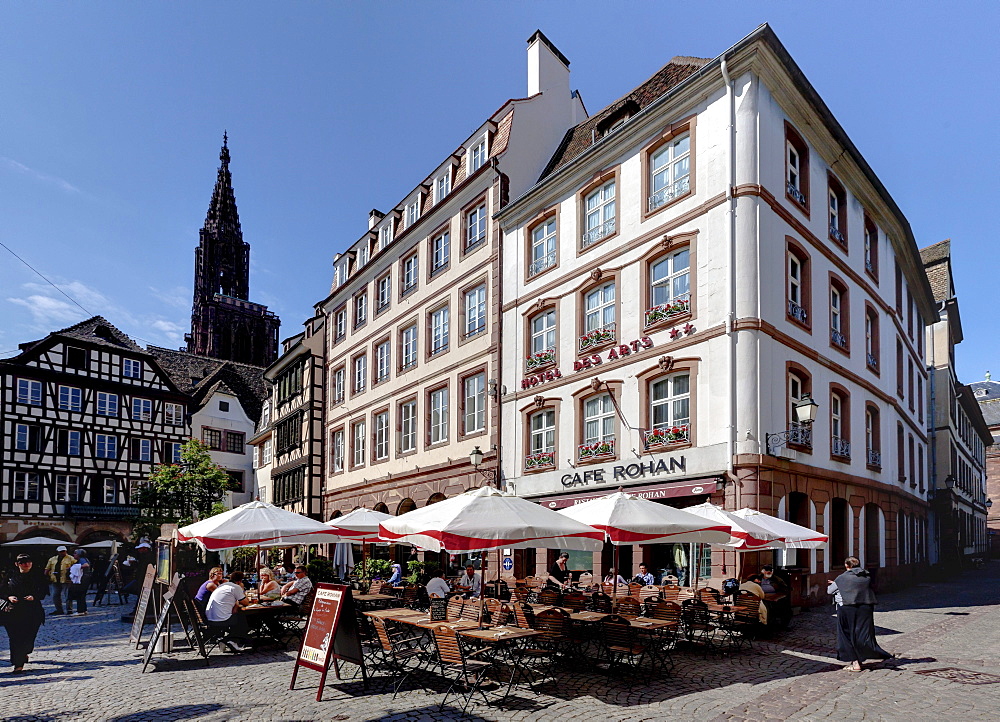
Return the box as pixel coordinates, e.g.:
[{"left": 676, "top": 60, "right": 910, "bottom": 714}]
[{"left": 533, "top": 477, "right": 722, "bottom": 510}]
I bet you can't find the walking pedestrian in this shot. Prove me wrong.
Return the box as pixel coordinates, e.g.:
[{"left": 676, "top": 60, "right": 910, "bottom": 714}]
[
  {"left": 43, "top": 545, "right": 71, "bottom": 615},
  {"left": 828, "top": 556, "right": 892, "bottom": 671},
  {"left": 67, "top": 550, "right": 90, "bottom": 616},
  {"left": 1, "top": 554, "right": 48, "bottom": 673}
]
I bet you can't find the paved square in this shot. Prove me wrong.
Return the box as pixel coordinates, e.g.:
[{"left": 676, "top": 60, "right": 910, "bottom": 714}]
[{"left": 2, "top": 564, "right": 999, "bottom": 721}]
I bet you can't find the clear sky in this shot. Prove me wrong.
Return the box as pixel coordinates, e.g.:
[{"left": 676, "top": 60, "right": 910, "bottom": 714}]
[{"left": 2, "top": 2, "right": 997, "bottom": 382}]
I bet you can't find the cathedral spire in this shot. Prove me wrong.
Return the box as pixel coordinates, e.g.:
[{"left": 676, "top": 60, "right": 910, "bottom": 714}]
[{"left": 204, "top": 132, "right": 241, "bottom": 237}]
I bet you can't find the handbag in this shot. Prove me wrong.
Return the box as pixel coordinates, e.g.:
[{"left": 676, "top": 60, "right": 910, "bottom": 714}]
[{"left": 0, "top": 597, "right": 12, "bottom": 614}]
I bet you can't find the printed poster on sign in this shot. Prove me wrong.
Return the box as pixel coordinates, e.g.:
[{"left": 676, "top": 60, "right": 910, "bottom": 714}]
[{"left": 300, "top": 587, "right": 342, "bottom": 665}]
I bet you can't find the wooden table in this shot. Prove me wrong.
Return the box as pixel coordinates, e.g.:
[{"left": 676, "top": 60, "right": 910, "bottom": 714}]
[
  {"left": 364, "top": 608, "right": 424, "bottom": 621},
  {"left": 355, "top": 593, "right": 398, "bottom": 603},
  {"left": 459, "top": 625, "right": 540, "bottom": 643},
  {"left": 239, "top": 604, "right": 288, "bottom": 647},
  {"left": 568, "top": 610, "right": 608, "bottom": 623},
  {"left": 459, "top": 626, "right": 543, "bottom": 700}
]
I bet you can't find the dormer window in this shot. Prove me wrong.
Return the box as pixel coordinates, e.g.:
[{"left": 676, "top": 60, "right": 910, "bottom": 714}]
[
  {"left": 435, "top": 172, "right": 451, "bottom": 202},
  {"left": 379, "top": 221, "right": 393, "bottom": 250},
  {"left": 405, "top": 200, "right": 419, "bottom": 227},
  {"left": 596, "top": 100, "right": 639, "bottom": 139},
  {"left": 469, "top": 137, "right": 488, "bottom": 174},
  {"left": 357, "top": 243, "right": 370, "bottom": 268}
]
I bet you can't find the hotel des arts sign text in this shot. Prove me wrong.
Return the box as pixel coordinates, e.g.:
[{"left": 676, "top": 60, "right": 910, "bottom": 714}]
[{"left": 521, "top": 336, "right": 655, "bottom": 390}]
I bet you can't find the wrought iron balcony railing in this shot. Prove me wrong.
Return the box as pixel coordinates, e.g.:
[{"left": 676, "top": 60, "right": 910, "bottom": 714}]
[
  {"left": 579, "top": 322, "right": 616, "bottom": 353},
  {"left": 831, "top": 329, "right": 848, "bottom": 348},
  {"left": 643, "top": 424, "right": 690, "bottom": 450},
  {"left": 528, "top": 251, "right": 556, "bottom": 278},
  {"left": 787, "top": 300, "right": 808, "bottom": 324},
  {"left": 578, "top": 437, "right": 616, "bottom": 462},
  {"left": 525, "top": 451, "right": 556, "bottom": 471},
  {"left": 786, "top": 180, "right": 806, "bottom": 205},
  {"left": 831, "top": 436, "right": 851, "bottom": 459},
  {"left": 581, "top": 218, "right": 616, "bottom": 248},
  {"left": 648, "top": 176, "right": 691, "bottom": 211},
  {"left": 525, "top": 348, "right": 556, "bottom": 373},
  {"left": 867, "top": 448, "right": 882, "bottom": 467},
  {"left": 645, "top": 294, "right": 691, "bottom": 326}
]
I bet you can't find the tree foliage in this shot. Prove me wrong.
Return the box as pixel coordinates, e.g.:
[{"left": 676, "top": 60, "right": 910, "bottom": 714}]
[{"left": 131, "top": 439, "right": 235, "bottom": 539}]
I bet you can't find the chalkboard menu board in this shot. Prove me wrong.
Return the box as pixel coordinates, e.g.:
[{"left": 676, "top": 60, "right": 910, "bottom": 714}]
[
  {"left": 130, "top": 564, "right": 157, "bottom": 647},
  {"left": 141, "top": 573, "right": 181, "bottom": 673},
  {"left": 289, "top": 584, "right": 367, "bottom": 701}
]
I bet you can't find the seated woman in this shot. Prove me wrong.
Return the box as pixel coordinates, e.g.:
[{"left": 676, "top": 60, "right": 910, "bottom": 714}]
[
  {"left": 603, "top": 567, "right": 628, "bottom": 586},
  {"left": 257, "top": 567, "right": 281, "bottom": 602}
]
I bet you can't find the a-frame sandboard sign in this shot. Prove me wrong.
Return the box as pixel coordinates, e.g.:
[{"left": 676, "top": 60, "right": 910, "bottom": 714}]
[
  {"left": 289, "top": 583, "right": 368, "bottom": 701},
  {"left": 140, "top": 573, "right": 181, "bottom": 673},
  {"left": 130, "top": 564, "right": 157, "bottom": 647}
]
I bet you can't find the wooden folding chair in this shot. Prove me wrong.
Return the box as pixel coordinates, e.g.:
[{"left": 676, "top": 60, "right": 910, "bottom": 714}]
[
  {"left": 614, "top": 596, "right": 642, "bottom": 618},
  {"left": 431, "top": 624, "right": 495, "bottom": 714},
  {"left": 538, "top": 588, "right": 560, "bottom": 606},
  {"left": 660, "top": 584, "right": 680, "bottom": 603},
  {"left": 600, "top": 614, "right": 661, "bottom": 678},
  {"left": 576, "top": 572, "right": 595, "bottom": 590},
  {"left": 446, "top": 597, "right": 464, "bottom": 621},
  {"left": 511, "top": 601, "right": 535, "bottom": 629},
  {"left": 372, "top": 617, "right": 431, "bottom": 698},
  {"left": 561, "top": 590, "right": 587, "bottom": 612},
  {"left": 590, "top": 591, "right": 613, "bottom": 613},
  {"left": 639, "top": 585, "right": 661, "bottom": 604},
  {"left": 628, "top": 583, "right": 642, "bottom": 598}
]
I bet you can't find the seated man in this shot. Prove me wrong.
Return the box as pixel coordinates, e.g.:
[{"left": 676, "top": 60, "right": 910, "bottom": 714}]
[
  {"left": 633, "top": 563, "right": 655, "bottom": 586},
  {"left": 739, "top": 573, "right": 768, "bottom": 625},
  {"left": 456, "top": 563, "right": 482, "bottom": 599},
  {"left": 758, "top": 565, "right": 791, "bottom": 629},
  {"left": 279, "top": 566, "right": 313, "bottom": 607},
  {"left": 426, "top": 568, "right": 452, "bottom": 598},
  {"left": 205, "top": 571, "right": 251, "bottom": 652}
]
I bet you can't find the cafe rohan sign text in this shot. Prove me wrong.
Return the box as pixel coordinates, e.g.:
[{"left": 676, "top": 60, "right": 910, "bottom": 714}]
[
  {"left": 521, "top": 337, "right": 655, "bottom": 390},
  {"left": 560, "top": 455, "right": 686, "bottom": 488}
]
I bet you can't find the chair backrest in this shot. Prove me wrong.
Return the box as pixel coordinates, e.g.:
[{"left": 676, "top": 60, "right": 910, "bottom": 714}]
[
  {"left": 562, "top": 591, "right": 587, "bottom": 612},
  {"left": 696, "top": 586, "right": 720, "bottom": 604},
  {"left": 463, "top": 599, "right": 482, "bottom": 621},
  {"left": 735, "top": 590, "right": 761, "bottom": 620},
  {"left": 601, "top": 583, "right": 615, "bottom": 596},
  {"left": 600, "top": 613, "right": 634, "bottom": 649},
  {"left": 369, "top": 580, "right": 383, "bottom": 595},
  {"left": 532, "top": 608, "right": 569, "bottom": 642},
  {"left": 662, "top": 574, "right": 678, "bottom": 586},
  {"left": 681, "top": 598, "right": 711, "bottom": 626},
  {"left": 628, "top": 583, "right": 642, "bottom": 597},
  {"left": 615, "top": 596, "right": 642, "bottom": 617},
  {"left": 484, "top": 598, "right": 503, "bottom": 623},
  {"left": 447, "top": 597, "right": 464, "bottom": 621},
  {"left": 660, "top": 584, "right": 680, "bottom": 602},
  {"left": 538, "top": 588, "right": 560, "bottom": 606},
  {"left": 299, "top": 588, "right": 317, "bottom": 616},
  {"left": 639, "top": 585, "right": 661, "bottom": 602},
  {"left": 431, "top": 624, "right": 463, "bottom": 666},
  {"left": 511, "top": 586, "right": 530, "bottom": 603},
  {"left": 591, "top": 592, "right": 613, "bottom": 613},
  {"left": 372, "top": 617, "right": 394, "bottom": 653},
  {"left": 512, "top": 601, "right": 534, "bottom": 629},
  {"left": 403, "top": 585, "right": 420, "bottom": 603},
  {"left": 648, "top": 599, "right": 682, "bottom": 624},
  {"left": 577, "top": 572, "right": 594, "bottom": 590}
]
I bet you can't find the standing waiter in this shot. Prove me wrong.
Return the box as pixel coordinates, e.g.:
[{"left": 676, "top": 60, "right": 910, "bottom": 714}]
[{"left": 2, "top": 554, "right": 48, "bottom": 673}]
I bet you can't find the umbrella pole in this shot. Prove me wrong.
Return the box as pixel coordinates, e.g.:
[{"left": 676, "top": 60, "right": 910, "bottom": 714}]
[
  {"left": 613, "top": 543, "right": 619, "bottom": 608},
  {"left": 478, "top": 549, "right": 486, "bottom": 630}
]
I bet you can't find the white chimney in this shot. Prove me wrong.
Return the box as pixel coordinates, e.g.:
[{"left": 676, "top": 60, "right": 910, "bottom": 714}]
[
  {"left": 368, "top": 209, "right": 384, "bottom": 230},
  {"left": 526, "top": 30, "right": 570, "bottom": 97}
]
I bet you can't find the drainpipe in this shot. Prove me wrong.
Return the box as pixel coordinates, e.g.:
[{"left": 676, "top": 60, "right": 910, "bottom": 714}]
[{"left": 721, "top": 57, "right": 738, "bottom": 499}]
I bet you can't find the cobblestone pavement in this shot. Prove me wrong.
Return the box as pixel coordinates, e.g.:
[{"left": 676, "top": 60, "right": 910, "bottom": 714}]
[{"left": 2, "top": 564, "right": 999, "bottom": 722}]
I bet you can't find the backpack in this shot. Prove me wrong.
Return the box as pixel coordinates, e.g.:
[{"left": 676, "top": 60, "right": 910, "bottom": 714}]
[{"left": 721, "top": 578, "right": 740, "bottom": 597}]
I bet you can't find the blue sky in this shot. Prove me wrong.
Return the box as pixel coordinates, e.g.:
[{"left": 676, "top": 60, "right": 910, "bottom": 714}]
[{"left": 2, "top": 2, "right": 998, "bottom": 382}]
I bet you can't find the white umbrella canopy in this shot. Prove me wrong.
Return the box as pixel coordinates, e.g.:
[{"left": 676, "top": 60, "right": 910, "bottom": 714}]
[
  {"left": 558, "top": 491, "right": 732, "bottom": 545},
  {"left": 733, "top": 508, "right": 828, "bottom": 549},
  {"left": 683, "top": 502, "right": 784, "bottom": 550},
  {"left": 80, "top": 540, "right": 117, "bottom": 549},
  {"left": 379, "top": 486, "right": 605, "bottom": 553},
  {"left": 326, "top": 507, "right": 392, "bottom": 543},
  {"left": 177, "top": 500, "right": 344, "bottom": 551},
  {"left": 2, "top": 536, "right": 75, "bottom": 547}
]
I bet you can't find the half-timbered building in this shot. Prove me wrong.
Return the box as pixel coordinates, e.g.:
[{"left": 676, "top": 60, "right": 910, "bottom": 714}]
[{"left": 0, "top": 317, "right": 190, "bottom": 544}]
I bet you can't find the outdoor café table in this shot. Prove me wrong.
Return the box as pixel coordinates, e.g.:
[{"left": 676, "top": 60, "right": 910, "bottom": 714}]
[
  {"left": 354, "top": 593, "right": 399, "bottom": 610},
  {"left": 239, "top": 603, "right": 288, "bottom": 647},
  {"left": 459, "top": 626, "right": 543, "bottom": 701},
  {"left": 568, "top": 610, "right": 609, "bottom": 623},
  {"left": 364, "top": 608, "right": 426, "bottom": 621}
]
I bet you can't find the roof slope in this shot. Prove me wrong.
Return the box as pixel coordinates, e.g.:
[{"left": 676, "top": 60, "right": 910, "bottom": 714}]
[
  {"left": 539, "top": 56, "right": 709, "bottom": 179},
  {"left": 148, "top": 346, "right": 267, "bottom": 423},
  {"left": 10, "top": 315, "right": 146, "bottom": 359}
]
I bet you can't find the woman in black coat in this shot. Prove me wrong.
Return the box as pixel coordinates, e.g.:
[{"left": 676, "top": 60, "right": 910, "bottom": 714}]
[
  {"left": 2, "top": 553, "right": 48, "bottom": 673},
  {"left": 828, "top": 556, "right": 891, "bottom": 671}
]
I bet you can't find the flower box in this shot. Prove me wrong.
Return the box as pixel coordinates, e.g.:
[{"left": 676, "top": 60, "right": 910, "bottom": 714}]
[
  {"left": 525, "top": 452, "right": 555, "bottom": 471},
  {"left": 579, "top": 323, "right": 616, "bottom": 352},
  {"left": 645, "top": 296, "right": 691, "bottom": 326},
  {"left": 578, "top": 437, "right": 615, "bottom": 462},
  {"left": 643, "top": 425, "right": 690, "bottom": 449},
  {"left": 525, "top": 348, "right": 556, "bottom": 372}
]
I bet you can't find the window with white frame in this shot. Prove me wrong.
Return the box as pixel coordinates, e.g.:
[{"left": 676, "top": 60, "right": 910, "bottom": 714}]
[
  {"left": 96, "top": 434, "right": 117, "bottom": 459},
  {"left": 352, "top": 420, "right": 366, "bottom": 466},
  {"left": 354, "top": 354, "right": 367, "bottom": 393},
  {"left": 435, "top": 172, "right": 451, "bottom": 202},
  {"left": 400, "top": 400, "right": 417, "bottom": 453},
  {"left": 430, "top": 387, "right": 448, "bottom": 444},
  {"left": 377, "top": 274, "right": 392, "bottom": 311},
  {"left": 831, "top": 286, "right": 842, "bottom": 333},
  {"left": 103, "top": 477, "right": 117, "bottom": 504},
  {"left": 582, "top": 180, "right": 616, "bottom": 246},
  {"left": 132, "top": 398, "right": 152, "bottom": 421},
  {"left": 375, "top": 341, "right": 391, "bottom": 383},
  {"left": 15, "top": 423, "right": 39, "bottom": 452},
  {"left": 463, "top": 373, "right": 486, "bottom": 434},
  {"left": 332, "top": 429, "right": 345, "bottom": 473},
  {"left": 530, "top": 310, "right": 556, "bottom": 355},
  {"left": 583, "top": 394, "right": 615, "bottom": 444},
  {"left": 54, "top": 474, "right": 80, "bottom": 502},
  {"left": 57, "top": 429, "right": 80, "bottom": 455},
  {"left": 334, "top": 308, "right": 346, "bottom": 340},
  {"left": 585, "top": 282, "right": 616, "bottom": 332},
  {"left": 864, "top": 220, "right": 877, "bottom": 274},
  {"left": 786, "top": 140, "right": 803, "bottom": 199},
  {"left": 355, "top": 292, "right": 368, "bottom": 327},
  {"left": 431, "top": 306, "right": 449, "bottom": 355},
  {"left": 332, "top": 367, "right": 345, "bottom": 404},
  {"left": 379, "top": 221, "right": 393, "bottom": 249},
  {"left": 58, "top": 385, "right": 82, "bottom": 411},
  {"left": 789, "top": 255, "right": 802, "bottom": 306},
  {"left": 97, "top": 392, "right": 118, "bottom": 417},
  {"left": 466, "top": 203, "right": 487, "bottom": 250},
  {"left": 529, "top": 218, "right": 557, "bottom": 277},
  {"left": 17, "top": 379, "right": 42, "bottom": 406},
  {"left": 405, "top": 200, "right": 419, "bottom": 227},
  {"left": 649, "top": 133, "right": 690, "bottom": 210},
  {"left": 650, "top": 374, "right": 691, "bottom": 435},
  {"left": 358, "top": 244, "right": 369, "bottom": 268},
  {"left": 530, "top": 409, "right": 556, "bottom": 454},
  {"left": 165, "top": 402, "right": 184, "bottom": 426},
  {"left": 468, "top": 137, "right": 487, "bottom": 174},
  {"left": 829, "top": 188, "right": 841, "bottom": 237},
  {"left": 650, "top": 249, "right": 690, "bottom": 320},
  {"left": 261, "top": 439, "right": 271, "bottom": 465},
  {"left": 431, "top": 231, "right": 450, "bottom": 273},
  {"left": 402, "top": 254, "right": 419, "bottom": 294},
  {"left": 13, "top": 472, "right": 40, "bottom": 501},
  {"left": 123, "top": 358, "right": 142, "bottom": 379},
  {"left": 374, "top": 411, "right": 389, "bottom": 460},
  {"left": 401, "top": 325, "right": 418, "bottom": 369},
  {"left": 132, "top": 438, "right": 152, "bottom": 461},
  {"left": 464, "top": 285, "right": 487, "bottom": 337},
  {"left": 831, "top": 392, "right": 844, "bottom": 439}
]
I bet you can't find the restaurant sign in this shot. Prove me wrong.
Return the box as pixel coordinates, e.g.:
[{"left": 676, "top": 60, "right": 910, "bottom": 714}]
[
  {"left": 520, "top": 336, "right": 655, "bottom": 390},
  {"left": 561, "top": 455, "right": 685, "bottom": 488}
]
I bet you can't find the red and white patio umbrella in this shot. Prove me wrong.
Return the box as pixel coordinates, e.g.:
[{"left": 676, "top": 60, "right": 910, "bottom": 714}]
[
  {"left": 177, "top": 500, "right": 344, "bottom": 551},
  {"left": 325, "top": 507, "right": 392, "bottom": 544},
  {"left": 683, "top": 502, "right": 783, "bottom": 550},
  {"left": 379, "top": 487, "right": 605, "bottom": 553},
  {"left": 732, "top": 508, "right": 828, "bottom": 549}
]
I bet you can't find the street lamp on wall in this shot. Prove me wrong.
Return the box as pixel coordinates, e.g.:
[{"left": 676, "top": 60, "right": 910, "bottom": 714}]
[
  {"left": 766, "top": 394, "right": 819, "bottom": 454},
  {"left": 469, "top": 445, "right": 499, "bottom": 486}
]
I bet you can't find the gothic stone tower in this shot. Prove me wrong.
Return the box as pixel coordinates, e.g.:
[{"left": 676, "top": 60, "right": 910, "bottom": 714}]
[{"left": 186, "top": 135, "right": 280, "bottom": 366}]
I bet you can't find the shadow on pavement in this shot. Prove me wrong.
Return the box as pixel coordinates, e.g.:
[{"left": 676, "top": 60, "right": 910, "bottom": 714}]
[{"left": 106, "top": 704, "right": 226, "bottom": 722}]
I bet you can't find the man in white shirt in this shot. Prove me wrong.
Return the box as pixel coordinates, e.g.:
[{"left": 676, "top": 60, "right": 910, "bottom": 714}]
[
  {"left": 205, "top": 571, "right": 251, "bottom": 652},
  {"left": 426, "top": 569, "right": 452, "bottom": 598},
  {"left": 456, "top": 563, "right": 482, "bottom": 599}
]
